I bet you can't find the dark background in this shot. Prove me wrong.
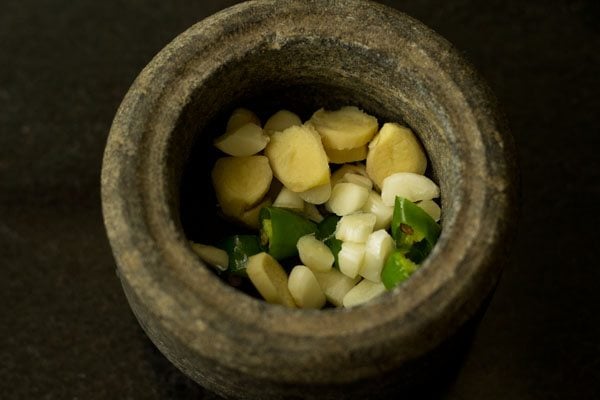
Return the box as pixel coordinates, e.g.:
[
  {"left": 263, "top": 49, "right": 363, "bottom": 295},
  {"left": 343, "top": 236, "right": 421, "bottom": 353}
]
[{"left": 1, "top": 0, "right": 598, "bottom": 398}]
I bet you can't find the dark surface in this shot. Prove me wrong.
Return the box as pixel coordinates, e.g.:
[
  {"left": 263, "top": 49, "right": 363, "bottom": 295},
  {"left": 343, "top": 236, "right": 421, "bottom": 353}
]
[{"left": 1, "top": 0, "right": 598, "bottom": 399}]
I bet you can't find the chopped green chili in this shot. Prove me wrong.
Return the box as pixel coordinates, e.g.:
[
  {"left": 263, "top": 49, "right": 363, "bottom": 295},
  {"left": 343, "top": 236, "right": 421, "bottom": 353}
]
[
  {"left": 403, "top": 239, "right": 432, "bottom": 264},
  {"left": 316, "top": 214, "right": 339, "bottom": 241},
  {"left": 391, "top": 196, "right": 441, "bottom": 261},
  {"left": 381, "top": 250, "right": 419, "bottom": 289},
  {"left": 259, "top": 206, "right": 318, "bottom": 260},
  {"left": 316, "top": 214, "right": 343, "bottom": 268},
  {"left": 221, "top": 235, "right": 263, "bottom": 277}
]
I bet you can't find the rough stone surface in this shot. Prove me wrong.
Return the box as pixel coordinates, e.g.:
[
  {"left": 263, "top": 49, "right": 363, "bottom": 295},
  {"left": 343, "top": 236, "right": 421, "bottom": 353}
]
[{"left": 101, "top": 1, "right": 516, "bottom": 399}]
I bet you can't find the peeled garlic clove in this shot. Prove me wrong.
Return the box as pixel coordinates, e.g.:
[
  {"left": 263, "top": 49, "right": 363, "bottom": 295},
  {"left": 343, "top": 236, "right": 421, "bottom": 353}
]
[
  {"left": 313, "top": 269, "right": 360, "bottom": 307},
  {"left": 343, "top": 173, "right": 373, "bottom": 190},
  {"left": 338, "top": 242, "right": 366, "bottom": 279},
  {"left": 226, "top": 108, "right": 261, "bottom": 133},
  {"left": 190, "top": 242, "right": 228, "bottom": 272},
  {"left": 247, "top": 252, "right": 296, "bottom": 308},
  {"left": 335, "top": 212, "right": 377, "bottom": 243},
  {"left": 264, "top": 110, "right": 302, "bottom": 134},
  {"left": 381, "top": 172, "right": 439, "bottom": 206},
  {"left": 342, "top": 279, "right": 386, "bottom": 308},
  {"left": 273, "top": 187, "right": 304, "bottom": 210},
  {"left": 359, "top": 230, "right": 395, "bottom": 282},
  {"left": 361, "top": 191, "right": 393, "bottom": 230},
  {"left": 416, "top": 199, "right": 441, "bottom": 222},
  {"left": 326, "top": 182, "right": 369, "bottom": 216},
  {"left": 330, "top": 163, "right": 368, "bottom": 187},
  {"left": 297, "top": 234, "right": 334, "bottom": 272},
  {"left": 297, "top": 183, "right": 332, "bottom": 205},
  {"left": 288, "top": 265, "right": 326, "bottom": 309}
]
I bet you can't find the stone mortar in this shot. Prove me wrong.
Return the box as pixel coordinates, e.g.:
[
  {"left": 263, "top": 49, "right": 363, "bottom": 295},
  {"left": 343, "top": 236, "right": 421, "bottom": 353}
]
[{"left": 101, "top": 1, "right": 518, "bottom": 398}]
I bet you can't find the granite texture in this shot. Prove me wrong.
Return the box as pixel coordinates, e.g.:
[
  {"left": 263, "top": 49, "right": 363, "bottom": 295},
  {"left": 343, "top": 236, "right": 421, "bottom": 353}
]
[{"left": 1, "top": 0, "right": 599, "bottom": 399}]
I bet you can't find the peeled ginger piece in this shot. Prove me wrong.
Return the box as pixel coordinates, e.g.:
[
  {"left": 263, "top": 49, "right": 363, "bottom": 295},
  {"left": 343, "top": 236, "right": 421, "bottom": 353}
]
[
  {"left": 238, "top": 198, "right": 271, "bottom": 229},
  {"left": 265, "top": 124, "right": 330, "bottom": 193},
  {"left": 213, "top": 123, "right": 269, "bottom": 157},
  {"left": 343, "top": 279, "right": 386, "bottom": 308},
  {"left": 211, "top": 156, "right": 272, "bottom": 218},
  {"left": 366, "top": 122, "right": 427, "bottom": 189},
  {"left": 264, "top": 110, "right": 302, "bottom": 134},
  {"left": 226, "top": 108, "right": 261, "bottom": 133},
  {"left": 288, "top": 265, "right": 326, "bottom": 309},
  {"left": 247, "top": 252, "right": 296, "bottom": 307},
  {"left": 313, "top": 269, "right": 360, "bottom": 307},
  {"left": 325, "top": 145, "right": 368, "bottom": 164},
  {"left": 309, "top": 106, "right": 378, "bottom": 150}
]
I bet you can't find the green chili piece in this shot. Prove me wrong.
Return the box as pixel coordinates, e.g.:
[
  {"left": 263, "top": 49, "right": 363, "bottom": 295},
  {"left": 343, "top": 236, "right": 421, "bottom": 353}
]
[
  {"left": 404, "top": 239, "right": 431, "bottom": 264},
  {"left": 326, "top": 238, "right": 342, "bottom": 268},
  {"left": 381, "top": 250, "right": 419, "bottom": 290},
  {"left": 391, "top": 196, "right": 441, "bottom": 256},
  {"left": 259, "top": 206, "right": 318, "bottom": 260},
  {"left": 221, "top": 235, "right": 263, "bottom": 277},
  {"left": 316, "top": 214, "right": 342, "bottom": 268},
  {"left": 316, "top": 214, "right": 340, "bottom": 241}
]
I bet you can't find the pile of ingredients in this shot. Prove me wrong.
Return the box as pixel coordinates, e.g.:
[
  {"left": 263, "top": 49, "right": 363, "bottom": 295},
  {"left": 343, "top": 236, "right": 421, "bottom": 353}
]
[{"left": 191, "top": 106, "right": 441, "bottom": 308}]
